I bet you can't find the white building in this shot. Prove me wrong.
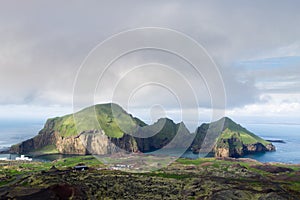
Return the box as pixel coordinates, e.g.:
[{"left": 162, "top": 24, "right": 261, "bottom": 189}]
[{"left": 16, "top": 155, "right": 32, "bottom": 161}]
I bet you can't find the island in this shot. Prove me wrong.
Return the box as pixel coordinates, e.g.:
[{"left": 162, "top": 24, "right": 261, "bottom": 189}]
[
  {"left": 9, "top": 103, "right": 275, "bottom": 158},
  {"left": 2, "top": 103, "right": 300, "bottom": 199}
]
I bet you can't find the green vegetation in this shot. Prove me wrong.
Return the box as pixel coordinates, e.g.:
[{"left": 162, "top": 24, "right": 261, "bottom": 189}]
[
  {"left": 176, "top": 158, "right": 216, "bottom": 165},
  {"left": 191, "top": 117, "right": 273, "bottom": 157},
  {"left": 135, "top": 118, "right": 186, "bottom": 151},
  {"left": 1, "top": 156, "right": 299, "bottom": 199},
  {"left": 218, "top": 117, "right": 270, "bottom": 145},
  {"left": 11, "top": 104, "right": 274, "bottom": 159},
  {"left": 53, "top": 155, "right": 103, "bottom": 169},
  {"left": 141, "top": 172, "right": 192, "bottom": 179},
  {"left": 0, "top": 156, "right": 103, "bottom": 178},
  {"left": 46, "top": 103, "right": 146, "bottom": 138},
  {"left": 49, "top": 115, "right": 77, "bottom": 137},
  {"left": 32, "top": 145, "right": 59, "bottom": 155}
]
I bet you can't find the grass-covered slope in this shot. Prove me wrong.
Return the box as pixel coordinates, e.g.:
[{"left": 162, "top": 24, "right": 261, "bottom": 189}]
[
  {"left": 220, "top": 117, "right": 270, "bottom": 146},
  {"left": 191, "top": 117, "right": 275, "bottom": 157},
  {"left": 47, "top": 103, "right": 146, "bottom": 138}
]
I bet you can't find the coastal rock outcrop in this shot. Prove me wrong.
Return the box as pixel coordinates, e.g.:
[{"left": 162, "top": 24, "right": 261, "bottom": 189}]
[{"left": 191, "top": 117, "right": 276, "bottom": 158}]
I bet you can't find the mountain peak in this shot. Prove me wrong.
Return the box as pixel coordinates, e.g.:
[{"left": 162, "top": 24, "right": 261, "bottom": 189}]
[
  {"left": 156, "top": 117, "right": 174, "bottom": 123},
  {"left": 222, "top": 116, "right": 234, "bottom": 122},
  {"left": 212, "top": 117, "right": 244, "bottom": 132},
  {"left": 216, "top": 116, "right": 234, "bottom": 124}
]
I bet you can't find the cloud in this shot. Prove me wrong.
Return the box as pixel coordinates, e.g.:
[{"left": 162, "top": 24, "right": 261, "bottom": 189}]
[
  {"left": 227, "top": 93, "right": 300, "bottom": 125},
  {"left": 0, "top": 0, "right": 300, "bottom": 123},
  {"left": 236, "top": 57, "right": 300, "bottom": 94}
]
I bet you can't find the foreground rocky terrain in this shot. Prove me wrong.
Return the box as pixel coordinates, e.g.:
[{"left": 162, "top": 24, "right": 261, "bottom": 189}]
[{"left": 0, "top": 156, "right": 299, "bottom": 199}]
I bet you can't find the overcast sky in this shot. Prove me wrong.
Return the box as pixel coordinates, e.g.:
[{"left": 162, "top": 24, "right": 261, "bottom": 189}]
[{"left": 0, "top": 0, "right": 300, "bottom": 128}]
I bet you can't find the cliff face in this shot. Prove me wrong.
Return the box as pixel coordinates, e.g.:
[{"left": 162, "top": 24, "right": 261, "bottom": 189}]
[
  {"left": 10, "top": 128, "right": 140, "bottom": 155},
  {"left": 214, "top": 137, "right": 244, "bottom": 157},
  {"left": 56, "top": 130, "right": 139, "bottom": 155},
  {"left": 244, "top": 143, "right": 275, "bottom": 154},
  {"left": 214, "top": 138, "right": 275, "bottom": 158}
]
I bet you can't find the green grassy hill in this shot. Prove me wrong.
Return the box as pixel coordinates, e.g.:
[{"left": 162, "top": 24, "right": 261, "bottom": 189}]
[
  {"left": 47, "top": 103, "right": 146, "bottom": 138},
  {"left": 191, "top": 117, "right": 275, "bottom": 157},
  {"left": 220, "top": 117, "right": 270, "bottom": 145}
]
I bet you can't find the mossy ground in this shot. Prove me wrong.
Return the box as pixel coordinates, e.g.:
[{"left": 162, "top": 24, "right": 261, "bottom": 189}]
[{"left": 0, "top": 156, "right": 299, "bottom": 199}]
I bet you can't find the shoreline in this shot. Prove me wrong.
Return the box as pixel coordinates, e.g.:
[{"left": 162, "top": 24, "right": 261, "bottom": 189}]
[{"left": 1, "top": 152, "right": 299, "bottom": 165}]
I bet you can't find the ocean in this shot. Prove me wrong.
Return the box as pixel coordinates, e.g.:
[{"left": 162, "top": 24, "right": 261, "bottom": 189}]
[
  {"left": 243, "top": 124, "right": 300, "bottom": 164},
  {"left": 0, "top": 121, "right": 299, "bottom": 164},
  {"left": 0, "top": 120, "right": 44, "bottom": 151}
]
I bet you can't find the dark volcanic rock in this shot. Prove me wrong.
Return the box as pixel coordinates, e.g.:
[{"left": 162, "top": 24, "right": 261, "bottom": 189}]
[
  {"left": 18, "top": 184, "right": 84, "bottom": 199},
  {"left": 266, "top": 139, "right": 285, "bottom": 143},
  {"left": 252, "top": 164, "right": 294, "bottom": 174}
]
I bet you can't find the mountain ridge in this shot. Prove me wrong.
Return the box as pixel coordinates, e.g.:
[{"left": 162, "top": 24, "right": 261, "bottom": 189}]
[{"left": 9, "top": 103, "right": 275, "bottom": 158}]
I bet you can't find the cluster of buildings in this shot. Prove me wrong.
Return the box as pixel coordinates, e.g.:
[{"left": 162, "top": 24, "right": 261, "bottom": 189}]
[{"left": 0, "top": 155, "right": 32, "bottom": 161}]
